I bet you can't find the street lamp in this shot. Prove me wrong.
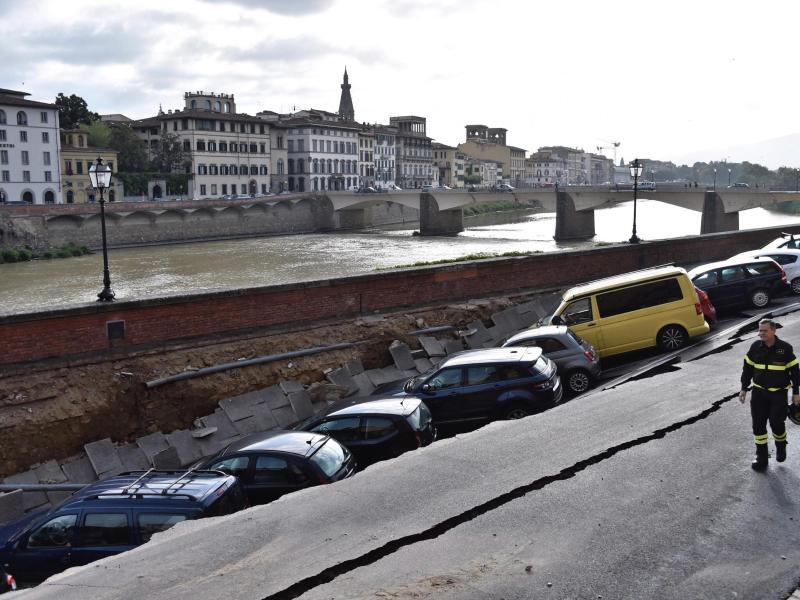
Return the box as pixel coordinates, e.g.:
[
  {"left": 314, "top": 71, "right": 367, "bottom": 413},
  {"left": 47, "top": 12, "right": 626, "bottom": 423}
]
[
  {"left": 88, "top": 157, "right": 115, "bottom": 302},
  {"left": 728, "top": 168, "right": 732, "bottom": 187},
  {"left": 629, "top": 158, "right": 643, "bottom": 244},
  {"left": 796, "top": 169, "right": 799, "bottom": 192},
  {"left": 713, "top": 168, "right": 717, "bottom": 190}
]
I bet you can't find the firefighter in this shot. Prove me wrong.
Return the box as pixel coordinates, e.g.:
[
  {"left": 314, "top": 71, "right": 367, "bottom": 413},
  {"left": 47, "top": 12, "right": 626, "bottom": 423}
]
[{"left": 739, "top": 318, "right": 800, "bottom": 471}]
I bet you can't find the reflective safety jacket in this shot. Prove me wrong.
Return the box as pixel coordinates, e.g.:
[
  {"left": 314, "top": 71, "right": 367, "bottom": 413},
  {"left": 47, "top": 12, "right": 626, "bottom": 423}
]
[{"left": 741, "top": 336, "right": 800, "bottom": 394}]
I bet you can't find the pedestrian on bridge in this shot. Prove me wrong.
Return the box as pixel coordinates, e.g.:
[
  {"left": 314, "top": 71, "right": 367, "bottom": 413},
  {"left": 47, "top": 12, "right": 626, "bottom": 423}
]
[{"left": 740, "top": 318, "right": 800, "bottom": 471}]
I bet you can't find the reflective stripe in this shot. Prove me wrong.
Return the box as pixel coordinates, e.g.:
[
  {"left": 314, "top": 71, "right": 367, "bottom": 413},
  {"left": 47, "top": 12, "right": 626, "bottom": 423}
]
[
  {"left": 752, "top": 383, "right": 789, "bottom": 392},
  {"left": 754, "top": 434, "right": 770, "bottom": 444},
  {"left": 744, "top": 355, "right": 763, "bottom": 369},
  {"left": 774, "top": 432, "right": 788, "bottom": 442},
  {"left": 786, "top": 358, "right": 799, "bottom": 369},
  {"left": 744, "top": 355, "right": 798, "bottom": 370},
  {"left": 768, "top": 364, "right": 791, "bottom": 371}
]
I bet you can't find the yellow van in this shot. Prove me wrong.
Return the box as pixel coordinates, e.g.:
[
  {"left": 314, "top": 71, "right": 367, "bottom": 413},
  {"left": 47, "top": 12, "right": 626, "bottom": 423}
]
[{"left": 550, "top": 265, "right": 710, "bottom": 358}]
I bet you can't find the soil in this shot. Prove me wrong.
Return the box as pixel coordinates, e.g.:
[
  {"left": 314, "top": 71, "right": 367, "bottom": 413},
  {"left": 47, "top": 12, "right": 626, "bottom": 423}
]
[{"left": 0, "top": 299, "right": 513, "bottom": 478}]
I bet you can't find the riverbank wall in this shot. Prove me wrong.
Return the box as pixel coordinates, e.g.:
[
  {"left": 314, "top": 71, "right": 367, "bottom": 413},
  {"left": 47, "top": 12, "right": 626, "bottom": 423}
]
[
  {"left": 0, "top": 196, "right": 420, "bottom": 250},
  {"left": 3, "top": 224, "right": 798, "bottom": 369}
]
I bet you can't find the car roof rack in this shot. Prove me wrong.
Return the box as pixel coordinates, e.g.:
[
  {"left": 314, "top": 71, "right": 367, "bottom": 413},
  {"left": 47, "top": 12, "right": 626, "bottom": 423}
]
[
  {"left": 81, "top": 468, "right": 228, "bottom": 502},
  {"left": 780, "top": 232, "right": 797, "bottom": 239}
]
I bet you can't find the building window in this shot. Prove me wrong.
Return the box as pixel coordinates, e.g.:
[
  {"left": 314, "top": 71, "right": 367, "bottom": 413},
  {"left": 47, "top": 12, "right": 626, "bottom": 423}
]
[
  {"left": 0, "top": 110, "right": 5, "bottom": 124},
  {"left": 0, "top": 130, "right": 5, "bottom": 141},
  {"left": 21, "top": 150, "right": 29, "bottom": 165},
  {"left": 1, "top": 171, "right": 8, "bottom": 182},
  {"left": 0, "top": 150, "right": 6, "bottom": 164},
  {"left": 211, "top": 184, "right": 217, "bottom": 194},
  {"left": 16, "top": 111, "right": 27, "bottom": 125},
  {"left": 260, "top": 165, "right": 268, "bottom": 175},
  {"left": 22, "top": 170, "right": 30, "bottom": 182},
  {"left": 240, "top": 123, "right": 245, "bottom": 133},
  {"left": 239, "top": 143, "right": 246, "bottom": 153},
  {"left": 249, "top": 143, "right": 257, "bottom": 153},
  {"left": 40, "top": 111, "right": 48, "bottom": 123},
  {"left": 42, "top": 131, "right": 49, "bottom": 143},
  {"left": 262, "top": 183, "right": 267, "bottom": 193},
  {"left": 208, "top": 141, "right": 217, "bottom": 152},
  {"left": 288, "top": 140, "right": 294, "bottom": 152},
  {"left": 43, "top": 151, "right": 50, "bottom": 165},
  {"left": 65, "top": 160, "right": 72, "bottom": 174},
  {"left": 220, "top": 142, "right": 228, "bottom": 152},
  {"left": 222, "top": 184, "right": 227, "bottom": 194},
  {"left": 20, "top": 130, "right": 27, "bottom": 142},
  {"left": 239, "top": 165, "right": 247, "bottom": 175},
  {"left": 197, "top": 140, "right": 206, "bottom": 151},
  {"left": 66, "top": 190, "right": 74, "bottom": 202},
  {"left": 298, "top": 139, "right": 304, "bottom": 152},
  {"left": 45, "top": 171, "right": 52, "bottom": 182},
  {"left": 277, "top": 136, "right": 283, "bottom": 148},
  {"left": 78, "top": 135, "right": 84, "bottom": 147},
  {"left": 200, "top": 184, "right": 206, "bottom": 195},
  {"left": 277, "top": 159, "right": 284, "bottom": 175}
]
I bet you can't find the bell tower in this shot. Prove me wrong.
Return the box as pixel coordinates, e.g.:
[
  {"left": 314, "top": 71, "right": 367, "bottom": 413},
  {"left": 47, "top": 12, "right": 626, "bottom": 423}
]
[{"left": 338, "top": 68, "right": 355, "bottom": 122}]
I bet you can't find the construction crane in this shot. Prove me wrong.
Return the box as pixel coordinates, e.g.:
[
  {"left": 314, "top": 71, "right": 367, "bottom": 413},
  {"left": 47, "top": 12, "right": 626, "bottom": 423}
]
[{"left": 597, "top": 140, "right": 622, "bottom": 165}]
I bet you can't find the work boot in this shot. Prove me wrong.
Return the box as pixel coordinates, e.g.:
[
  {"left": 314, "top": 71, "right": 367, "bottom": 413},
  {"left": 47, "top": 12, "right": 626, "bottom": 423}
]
[
  {"left": 752, "top": 444, "right": 768, "bottom": 471},
  {"left": 776, "top": 441, "right": 787, "bottom": 463}
]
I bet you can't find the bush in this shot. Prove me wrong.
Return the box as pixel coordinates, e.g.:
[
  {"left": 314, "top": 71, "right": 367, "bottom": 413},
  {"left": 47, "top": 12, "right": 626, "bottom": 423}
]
[
  {"left": 16, "top": 248, "right": 32, "bottom": 261},
  {"left": 42, "top": 251, "right": 54, "bottom": 259},
  {"left": 1, "top": 248, "right": 18, "bottom": 263},
  {"left": 56, "top": 249, "right": 71, "bottom": 258}
]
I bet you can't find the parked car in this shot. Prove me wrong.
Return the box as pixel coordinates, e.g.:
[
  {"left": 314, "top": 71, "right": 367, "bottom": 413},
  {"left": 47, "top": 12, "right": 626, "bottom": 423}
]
[
  {"left": 0, "top": 568, "right": 15, "bottom": 594},
  {"left": 355, "top": 187, "right": 378, "bottom": 194},
  {"left": 372, "top": 347, "right": 562, "bottom": 424},
  {"left": 197, "top": 430, "right": 356, "bottom": 506},
  {"left": 434, "top": 185, "right": 452, "bottom": 191},
  {"left": 547, "top": 265, "right": 709, "bottom": 357},
  {"left": 731, "top": 249, "right": 800, "bottom": 295},
  {"left": 501, "top": 325, "right": 601, "bottom": 395},
  {"left": 0, "top": 469, "right": 246, "bottom": 584},
  {"left": 762, "top": 232, "right": 800, "bottom": 251},
  {"left": 638, "top": 182, "right": 656, "bottom": 191},
  {"left": 688, "top": 257, "right": 789, "bottom": 311},
  {"left": 295, "top": 396, "right": 436, "bottom": 469},
  {"left": 729, "top": 182, "right": 750, "bottom": 188},
  {"left": 386, "top": 184, "right": 402, "bottom": 191},
  {"left": 695, "top": 286, "right": 717, "bottom": 325},
  {"left": 421, "top": 184, "right": 434, "bottom": 192},
  {"left": 495, "top": 183, "right": 515, "bottom": 192}
]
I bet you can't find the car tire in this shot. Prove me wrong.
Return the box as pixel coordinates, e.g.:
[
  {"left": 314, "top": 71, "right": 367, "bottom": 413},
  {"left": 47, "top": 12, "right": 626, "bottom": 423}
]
[
  {"left": 657, "top": 324, "right": 688, "bottom": 351},
  {"left": 565, "top": 369, "right": 592, "bottom": 395},
  {"left": 791, "top": 278, "right": 800, "bottom": 295},
  {"left": 503, "top": 405, "right": 532, "bottom": 420},
  {"left": 750, "top": 288, "right": 770, "bottom": 308}
]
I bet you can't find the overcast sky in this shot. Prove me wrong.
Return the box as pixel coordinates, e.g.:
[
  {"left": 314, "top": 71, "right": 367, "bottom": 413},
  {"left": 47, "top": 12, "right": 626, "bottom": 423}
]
[{"left": 2, "top": 0, "right": 798, "bottom": 167}]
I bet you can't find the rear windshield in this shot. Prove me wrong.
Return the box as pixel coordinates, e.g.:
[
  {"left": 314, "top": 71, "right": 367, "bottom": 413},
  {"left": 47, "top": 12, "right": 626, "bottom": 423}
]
[
  {"left": 406, "top": 403, "right": 432, "bottom": 431},
  {"left": 310, "top": 439, "right": 349, "bottom": 478},
  {"left": 745, "top": 262, "right": 779, "bottom": 276},
  {"left": 566, "top": 329, "right": 584, "bottom": 346}
]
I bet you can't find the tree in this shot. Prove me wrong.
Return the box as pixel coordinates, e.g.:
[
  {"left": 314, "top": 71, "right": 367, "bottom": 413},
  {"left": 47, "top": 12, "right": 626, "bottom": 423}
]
[
  {"left": 79, "top": 120, "right": 110, "bottom": 148},
  {"left": 149, "top": 132, "right": 187, "bottom": 172},
  {"left": 55, "top": 93, "right": 99, "bottom": 129},
  {"left": 107, "top": 123, "right": 147, "bottom": 172}
]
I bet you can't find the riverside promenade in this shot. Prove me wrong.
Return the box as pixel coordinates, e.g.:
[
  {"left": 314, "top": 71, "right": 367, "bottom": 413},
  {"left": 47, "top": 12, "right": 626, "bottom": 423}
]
[{"left": 20, "top": 309, "right": 800, "bottom": 599}]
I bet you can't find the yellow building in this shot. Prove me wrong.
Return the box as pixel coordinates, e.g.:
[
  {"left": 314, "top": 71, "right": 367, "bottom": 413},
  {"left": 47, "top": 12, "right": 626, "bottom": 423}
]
[
  {"left": 61, "top": 130, "right": 123, "bottom": 203},
  {"left": 457, "top": 125, "right": 526, "bottom": 186}
]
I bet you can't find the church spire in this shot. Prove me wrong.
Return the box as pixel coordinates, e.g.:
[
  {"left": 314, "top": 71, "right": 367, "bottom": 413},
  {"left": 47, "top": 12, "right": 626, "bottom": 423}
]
[{"left": 338, "top": 67, "right": 354, "bottom": 122}]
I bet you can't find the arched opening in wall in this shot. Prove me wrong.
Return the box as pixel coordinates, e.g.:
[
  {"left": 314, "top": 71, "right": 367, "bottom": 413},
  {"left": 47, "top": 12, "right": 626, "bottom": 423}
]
[
  {"left": 152, "top": 185, "right": 162, "bottom": 199},
  {"left": 249, "top": 180, "right": 256, "bottom": 196},
  {"left": 22, "top": 190, "right": 33, "bottom": 203},
  {"left": 298, "top": 177, "right": 305, "bottom": 192},
  {"left": 44, "top": 190, "right": 55, "bottom": 204},
  {"left": 66, "top": 190, "right": 74, "bottom": 203},
  {"left": 313, "top": 178, "right": 319, "bottom": 191},
  {"left": 109, "top": 190, "right": 116, "bottom": 202},
  {"left": 191, "top": 100, "right": 197, "bottom": 109},
  {"left": 0, "top": 188, "right": 6, "bottom": 203},
  {"left": 288, "top": 177, "right": 295, "bottom": 192}
]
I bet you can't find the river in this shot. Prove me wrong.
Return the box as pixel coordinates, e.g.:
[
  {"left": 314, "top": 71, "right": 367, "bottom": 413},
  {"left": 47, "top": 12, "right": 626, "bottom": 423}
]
[{"left": 1, "top": 200, "right": 799, "bottom": 315}]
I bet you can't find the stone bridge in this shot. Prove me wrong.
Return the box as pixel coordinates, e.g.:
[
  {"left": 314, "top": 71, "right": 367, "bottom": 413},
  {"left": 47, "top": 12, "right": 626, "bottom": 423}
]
[{"left": 1, "top": 186, "right": 798, "bottom": 249}]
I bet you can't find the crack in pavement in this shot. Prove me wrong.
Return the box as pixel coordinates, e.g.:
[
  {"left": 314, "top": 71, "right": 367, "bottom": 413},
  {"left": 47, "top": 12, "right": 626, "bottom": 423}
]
[{"left": 260, "top": 392, "right": 739, "bottom": 600}]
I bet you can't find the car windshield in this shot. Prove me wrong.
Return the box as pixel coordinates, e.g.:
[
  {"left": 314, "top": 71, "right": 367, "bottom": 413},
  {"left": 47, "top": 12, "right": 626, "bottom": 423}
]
[
  {"left": 404, "top": 364, "right": 438, "bottom": 392},
  {"left": 310, "top": 439, "right": 349, "bottom": 478}
]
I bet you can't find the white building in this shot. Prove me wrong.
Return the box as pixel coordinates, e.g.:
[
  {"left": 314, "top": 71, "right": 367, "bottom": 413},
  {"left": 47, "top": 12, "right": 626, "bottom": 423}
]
[
  {"left": 133, "top": 91, "right": 272, "bottom": 199},
  {"left": 390, "top": 116, "right": 433, "bottom": 189},
  {"left": 373, "top": 127, "right": 396, "bottom": 189},
  {"left": 0, "top": 88, "right": 62, "bottom": 204}
]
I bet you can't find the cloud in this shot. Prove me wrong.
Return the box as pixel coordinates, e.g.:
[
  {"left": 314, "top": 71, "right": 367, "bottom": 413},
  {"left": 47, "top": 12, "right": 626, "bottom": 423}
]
[
  {"left": 199, "top": 0, "right": 335, "bottom": 15},
  {"left": 14, "top": 25, "right": 149, "bottom": 65}
]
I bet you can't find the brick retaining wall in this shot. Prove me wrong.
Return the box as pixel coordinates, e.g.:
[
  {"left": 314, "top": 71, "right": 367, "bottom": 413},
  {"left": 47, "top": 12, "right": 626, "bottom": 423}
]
[{"left": 2, "top": 225, "right": 799, "bottom": 367}]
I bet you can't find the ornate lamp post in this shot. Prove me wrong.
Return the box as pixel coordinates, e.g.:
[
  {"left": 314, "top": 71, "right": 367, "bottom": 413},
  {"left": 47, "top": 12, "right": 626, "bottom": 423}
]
[
  {"left": 629, "top": 158, "right": 643, "bottom": 244},
  {"left": 728, "top": 167, "right": 732, "bottom": 187},
  {"left": 89, "top": 157, "right": 115, "bottom": 302},
  {"left": 713, "top": 167, "right": 717, "bottom": 190}
]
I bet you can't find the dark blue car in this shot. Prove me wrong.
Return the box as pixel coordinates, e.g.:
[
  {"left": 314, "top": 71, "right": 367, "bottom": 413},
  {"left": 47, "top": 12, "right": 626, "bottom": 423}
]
[
  {"left": 373, "top": 347, "right": 562, "bottom": 424},
  {"left": 0, "top": 469, "right": 245, "bottom": 584}
]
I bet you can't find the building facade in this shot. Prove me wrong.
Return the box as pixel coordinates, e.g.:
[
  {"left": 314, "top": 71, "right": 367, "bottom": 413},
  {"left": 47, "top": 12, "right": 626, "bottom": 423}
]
[
  {"left": 526, "top": 150, "right": 567, "bottom": 186},
  {"left": 60, "top": 129, "right": 123, "bottom": 203},
  {"left": 373, "top": 126, "right": 396, "bottom": 189},
  {"left": 464, "top": 157, "right": 501, "bottom": 188},
  {"left": 458, "top": 124, "right": 526, "bottom": 186},
  {"left": 390, "top": 116, "right": 433, "bottom": 189},
  {"left": 0, "top": 88, "right": 62, "bottom": 204},
  {"left": 358, "top": 128, "right": 375, "bottom": 188},
  {"left": 432, "top": 142, "right": 467, "bottom": 188},
  {"left": 133, "top": 91, "right": 272, "bottom": 199}
]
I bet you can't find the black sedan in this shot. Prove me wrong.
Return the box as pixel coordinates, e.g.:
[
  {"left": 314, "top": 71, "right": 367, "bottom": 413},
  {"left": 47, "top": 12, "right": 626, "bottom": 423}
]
[
  {"left": 296, "top": 396, "right": 436, "bottom": 469},
  {"left": 197, "top": 431, "right": 356, "bottom": 506}
]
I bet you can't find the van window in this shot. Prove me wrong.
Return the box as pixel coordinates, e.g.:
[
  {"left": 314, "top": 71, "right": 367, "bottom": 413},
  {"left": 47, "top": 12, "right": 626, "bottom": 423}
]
[
  {"left": 28, "top": 514, "right": 77, "bottom": 548},
  {"left": 207, "top": 455, "right": 249, "bottom": 478},
  {"left": 720, "top": 267, "right": 745, "bottom": 282},
  {"left": 253, "top": 456, "right": 291, "bottom": 484},
  {"left": 311, "top": 417, "right": 362, "bottom": 442},
  {"left": 693, "top": 271, "right": 717, "bottom": 288},
  {"left": 561, "top": 297, "right": 593, "bottom": 325},
  {"left": 745, "top": 262, "right": 779, "bottom": 276},
  {"left": 138, "top": 513, "right": 187, "bottom": 543},
  {"left": 80, "top": 513, "right": 131, "bottom": 546},
  {"left": 596, "top": 278, "right": 683, "bottom": 318},
  {"left": 766, "top": 254, "right": 796, "bottom": 265}
]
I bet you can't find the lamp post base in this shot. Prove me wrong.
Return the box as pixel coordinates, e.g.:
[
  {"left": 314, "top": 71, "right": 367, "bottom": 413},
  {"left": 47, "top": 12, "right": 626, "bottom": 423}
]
[
  {"left": 629, "top": 234, "right": 641, "bottom": 244},
  {"left": 97, "top": 287, "right": 116, "bottom": 302}
]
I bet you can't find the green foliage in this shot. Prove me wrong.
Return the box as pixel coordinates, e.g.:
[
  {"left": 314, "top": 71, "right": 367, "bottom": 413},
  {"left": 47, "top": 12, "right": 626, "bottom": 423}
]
[
  {"left": 55, "top": 93, "right": 99, "bottom": 129},
  {"left": 464, "top": 174, "right": 482, "bottom": 184},
  {"left": 107, "top": 123, "right": 148, "bottom": 172},
  {"left": 0, "top": 243, "right": 90, "bottom": 263},
  {"left": 114, "top": 172, "right": 192, "bottom": 196},
  {"left": 382, "top": 250, "right": 540, "bottom": 269},
  {"left": 42, "top": 251, "right": 54, "bottom": 259},
  {"left": 149, "top": 132, "right": 188, "bottom": 172},
  {"left": 15, "top": 248, "right": 32, "bottom": 261},
  {"left": 463, "top": 200, "right": 525, "bottom": 216},
  {"left": 80, "top": 120, "right": 111, "bottom": 148}
]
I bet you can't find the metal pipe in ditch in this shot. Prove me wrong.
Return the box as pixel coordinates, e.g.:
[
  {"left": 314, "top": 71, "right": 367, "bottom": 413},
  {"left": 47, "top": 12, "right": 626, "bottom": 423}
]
[
  {"left": 145, "top": 342, "right": 357, "bottom": 389},
  {"left": 0, "top": 484, "right": 88, "bottom": 492}
]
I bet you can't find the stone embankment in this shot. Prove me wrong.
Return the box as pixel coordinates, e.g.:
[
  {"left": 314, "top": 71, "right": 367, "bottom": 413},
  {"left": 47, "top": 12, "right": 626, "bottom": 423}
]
[{"left": 0, "top": 292, "right": 560, "bottom": 524}]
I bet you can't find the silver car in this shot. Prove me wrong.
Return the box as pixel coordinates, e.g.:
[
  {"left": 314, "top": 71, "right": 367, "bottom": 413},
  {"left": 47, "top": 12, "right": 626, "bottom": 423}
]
[{"left": 501, "top": 325, "right": 601, "bottom": 395}]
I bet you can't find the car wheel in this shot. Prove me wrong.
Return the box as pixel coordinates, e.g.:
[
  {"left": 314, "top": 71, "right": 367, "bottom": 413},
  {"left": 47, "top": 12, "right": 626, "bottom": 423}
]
[
  {"left": 750, "top": 288, "right": 770, "bottom": 308},
  {"left": 657, "top": 325, "right": 688, "bottom": 351},
  {"left": 503, "top": 405, "right": 532, "bottom": 420},
  {"left": 566, "top": 369, "right": 592, "bottom": 395},
  {"left": 791, "top": 278, "right": 800, "bottom": 295}
]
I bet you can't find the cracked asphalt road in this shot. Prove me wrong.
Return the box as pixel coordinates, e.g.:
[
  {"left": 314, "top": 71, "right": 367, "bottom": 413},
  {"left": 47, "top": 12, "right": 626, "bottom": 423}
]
[{"left": 20, "top": 312, "right": 800, "bottom": 600}]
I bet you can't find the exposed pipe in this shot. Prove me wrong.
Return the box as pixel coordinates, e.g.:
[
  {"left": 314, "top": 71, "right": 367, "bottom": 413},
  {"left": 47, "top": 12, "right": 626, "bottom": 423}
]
[
  {"left": 145, "top": 342, "right": 357, "bottom": 389},
  {"left": 0, "top": 484, "right": 88, "bottom": 492}
]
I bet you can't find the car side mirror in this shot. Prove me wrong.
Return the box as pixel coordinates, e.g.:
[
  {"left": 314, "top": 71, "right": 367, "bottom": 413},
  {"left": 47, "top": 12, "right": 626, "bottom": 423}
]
[
  {"left": 551, "top": 314, "right": 565, "bottom": 326},
  {"left": 421, "top": 383, "right": 433, "bottom": 393}
]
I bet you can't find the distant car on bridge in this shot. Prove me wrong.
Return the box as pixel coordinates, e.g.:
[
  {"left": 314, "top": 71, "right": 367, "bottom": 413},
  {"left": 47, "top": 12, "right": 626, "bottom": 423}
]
[
  {"left": 638, "top": 182, "right": 656, "bottom": 191},
  {"left": 728, "top": 182, "right": 750, "bottom": 188},
  {"left": 494, "top": 183, "right": 515, "bottom": 192}
]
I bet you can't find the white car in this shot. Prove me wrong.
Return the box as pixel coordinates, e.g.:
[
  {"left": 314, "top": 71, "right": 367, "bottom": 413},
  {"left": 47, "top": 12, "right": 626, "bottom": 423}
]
[
  {"left": 762, "top": 233, "right": 800, "bottom": 251},
  {"left": 731, "top": 248, "right": 800, "bottom": 294}
]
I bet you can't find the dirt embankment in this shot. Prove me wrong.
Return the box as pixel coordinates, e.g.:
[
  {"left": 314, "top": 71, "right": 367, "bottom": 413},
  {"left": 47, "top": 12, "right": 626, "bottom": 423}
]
[{"left": 0, "top": 300, "right": 510, "bottom": 478}]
